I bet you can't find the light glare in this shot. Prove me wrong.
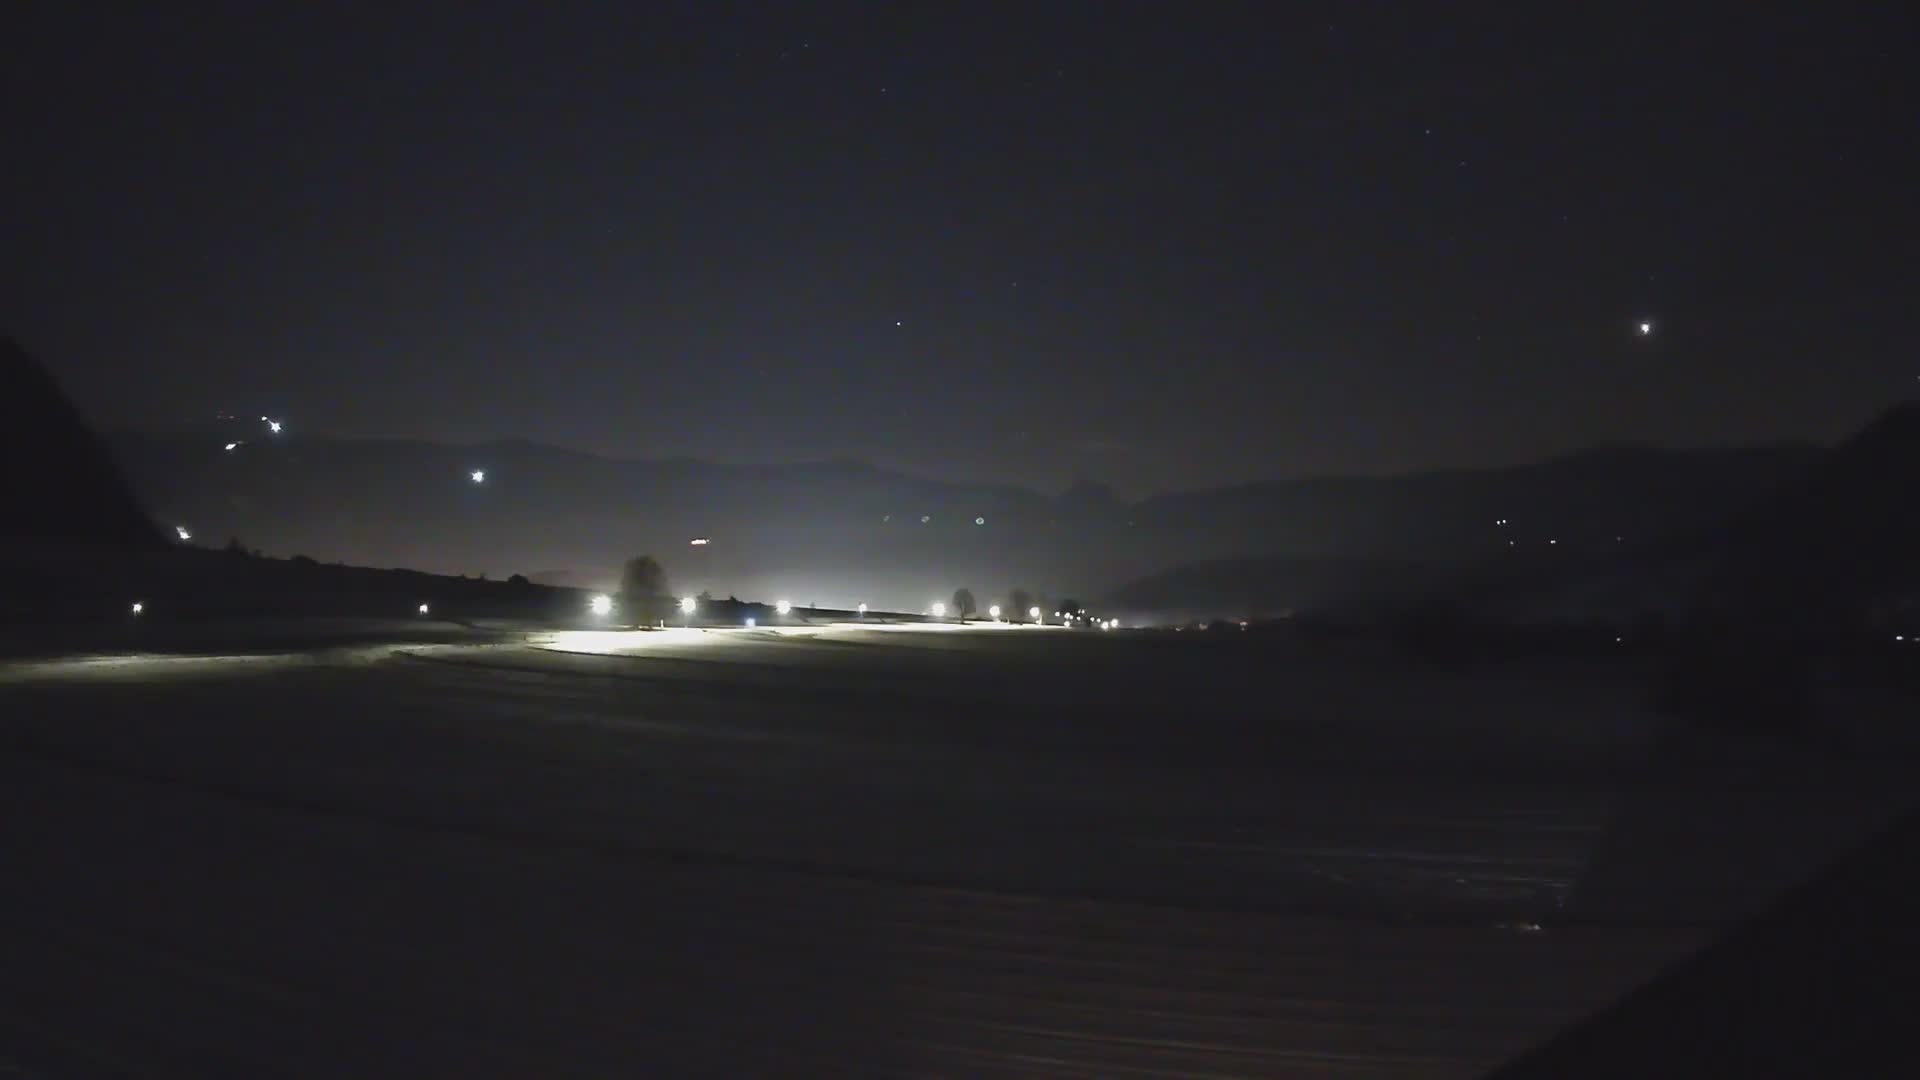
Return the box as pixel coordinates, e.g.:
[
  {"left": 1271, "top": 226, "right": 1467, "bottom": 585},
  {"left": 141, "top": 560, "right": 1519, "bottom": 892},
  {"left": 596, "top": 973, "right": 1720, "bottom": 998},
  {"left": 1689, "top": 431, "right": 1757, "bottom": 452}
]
[
  {"left": 775, "top": 599, "right": 792, "bottom": 615},
  {"left": 931, "top": 602, "right": 946, "bottom": 617},
  {"left": 589, "top": 594, "right": 613, "bottom": 616},
  {"left": 679, "top": 596, "right": 697, "bottom": 614}
]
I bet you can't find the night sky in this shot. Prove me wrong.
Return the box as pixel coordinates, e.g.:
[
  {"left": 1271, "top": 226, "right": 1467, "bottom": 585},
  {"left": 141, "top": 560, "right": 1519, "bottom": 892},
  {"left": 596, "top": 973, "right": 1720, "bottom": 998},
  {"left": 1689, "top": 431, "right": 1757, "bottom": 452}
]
[{"left": 8, "top": 3, "right": 1914, "bottom": 494}]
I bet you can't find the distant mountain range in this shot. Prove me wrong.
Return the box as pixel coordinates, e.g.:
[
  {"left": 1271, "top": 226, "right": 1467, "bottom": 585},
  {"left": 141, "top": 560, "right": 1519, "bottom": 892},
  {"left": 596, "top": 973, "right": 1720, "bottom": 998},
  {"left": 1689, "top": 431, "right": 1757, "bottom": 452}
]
[{"left": 102, "top": 423, "right": 1826, "bottom": 616}]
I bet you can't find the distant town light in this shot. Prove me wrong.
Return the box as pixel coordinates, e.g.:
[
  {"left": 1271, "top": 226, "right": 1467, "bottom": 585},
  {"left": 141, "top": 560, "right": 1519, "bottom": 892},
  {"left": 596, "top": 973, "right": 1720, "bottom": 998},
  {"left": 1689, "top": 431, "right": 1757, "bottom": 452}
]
[
  {"left": 174, "top": 525, "right": 192, "bottom": 541},
  {"left": 988, "top": 604, "right": 1002, "bottom": 619},
  {"left": 589, "top": 594, "right": 613, "bottom": 616},
  {"left": 470, "top": 469, "right": 486, "bottom": 484},
  {"left": 775, "top": 599, "right": 792, "bottom": 615},
  {"left": 689, "top": 537, "right": 710, "bottom": 546},
  {"left": 418, "top": 603, "right": 430, "bottom": 615},
  {"left": 679, "top": 596, "right": 697, "bottom": 614},
  {"left": 130, "top": 601, "right": 144, "bottom": 616},
  {"left": 931, "top": 602, "right": 947, "bottom": 617}
]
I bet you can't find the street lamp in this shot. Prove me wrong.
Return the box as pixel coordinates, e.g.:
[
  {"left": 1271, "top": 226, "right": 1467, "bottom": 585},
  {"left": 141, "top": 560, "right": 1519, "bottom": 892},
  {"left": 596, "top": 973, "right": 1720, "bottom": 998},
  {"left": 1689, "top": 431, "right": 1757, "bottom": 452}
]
[
  {"left": 988, "top": 604, "right": 1001, "bottom": 620},
  {"left": 1029, "top": 606, "right": 1041, "bottom": 622},
  {"left": 130, "top": 601, "right": 144, "bottom": 616},
  {"left": 680, "top": 596, "right": 697, "bottom": 615},
  {"left": 931, "top": 601, "right": 946, "bottom": 618},
  {"left": 857, "top": 602, "right": 868, "bottom": 617},
  {"left": 775, "top": 599, "right": 792, "bottom": 615},
  {"left": 589, "top": 594, "right": 613, "bottom": 616},
  {"left": 417, "top": 602, "right": 430, "bottom": 615}
]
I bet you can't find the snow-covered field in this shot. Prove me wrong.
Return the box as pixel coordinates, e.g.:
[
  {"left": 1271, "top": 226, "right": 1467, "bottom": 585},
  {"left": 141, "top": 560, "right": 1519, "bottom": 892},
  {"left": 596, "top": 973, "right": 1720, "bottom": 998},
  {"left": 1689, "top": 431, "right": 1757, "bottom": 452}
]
[{"left": 2, "top": 623, "right": 1909, "bottom": 1075}]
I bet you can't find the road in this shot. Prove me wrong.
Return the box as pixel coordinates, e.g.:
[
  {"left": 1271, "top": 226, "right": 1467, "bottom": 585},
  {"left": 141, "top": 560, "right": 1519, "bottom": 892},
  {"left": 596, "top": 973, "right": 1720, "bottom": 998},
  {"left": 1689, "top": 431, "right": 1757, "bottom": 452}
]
[{"left": 2, "top": 623, "right": 1906, "bottom": 1075}]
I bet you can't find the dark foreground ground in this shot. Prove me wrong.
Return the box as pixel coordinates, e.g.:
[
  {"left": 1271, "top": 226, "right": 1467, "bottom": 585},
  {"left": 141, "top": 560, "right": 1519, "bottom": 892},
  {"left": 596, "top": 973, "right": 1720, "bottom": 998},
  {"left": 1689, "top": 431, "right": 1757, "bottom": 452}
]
[{"left": 2, "top": 623, "right": 1913, "bottom": 1076}]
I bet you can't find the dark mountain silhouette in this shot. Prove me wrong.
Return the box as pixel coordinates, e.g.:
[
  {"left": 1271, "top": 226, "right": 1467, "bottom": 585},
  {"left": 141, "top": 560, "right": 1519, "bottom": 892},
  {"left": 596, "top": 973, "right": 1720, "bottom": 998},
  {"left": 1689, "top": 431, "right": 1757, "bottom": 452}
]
[
  {"left": 106, "top": 425, "right": 1820, "bottom": 613},
  {"left": 1104, "top": 558, "right": 1444, "bottom": 618},
  {"left": 1700, "top": 402, "right": 1920, "bottom": 627},
  {"left": 1, "top": 336, "right": 162, "bottom": 551},
  {"left": 1367, "top": 402, "right": 1920, "bottom": 631}
]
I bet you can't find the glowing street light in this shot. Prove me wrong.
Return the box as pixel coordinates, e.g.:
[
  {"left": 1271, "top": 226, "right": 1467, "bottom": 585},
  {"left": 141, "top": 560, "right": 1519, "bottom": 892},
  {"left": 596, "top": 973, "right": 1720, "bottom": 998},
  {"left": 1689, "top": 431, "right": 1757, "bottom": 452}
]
[
  {"left": 417, "top": 602, "right": 430, "bottom": 615},
  {"left": 130, "top": 601, "right": 144, "bottom": 616},
  {"left": 174, "top": 525, "right": 193, "bottom": 541},
  {"left": 589, "top": 594, "right": 613, "bottom": 616},
  {"left": 988, "top": 604, "right": 1002, "bottom": 619},
  {"left": 775, "top": 599, "right": 792, "bottom": 615},
  {"left": 857, "top": 602, "right": 868, "bottom": 616},
  {"left": 1637, "top": 320, "right": 1653, "bottom": 336},
  {"left": 931, "top": 601, "right": 947, "bottom": 618},
  {"left": 679, "top": 596, "right": 697, "bottom": 615},
  {"left": 1029, "top": 606, "right": 1041, "bottom": 622},
  {"left": 470, "top": 469, "right": 486, "bottom": 484}
]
